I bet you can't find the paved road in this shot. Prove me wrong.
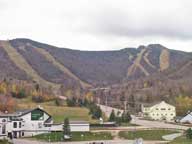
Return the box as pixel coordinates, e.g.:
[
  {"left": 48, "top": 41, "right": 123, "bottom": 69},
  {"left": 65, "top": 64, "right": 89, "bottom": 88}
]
[
  {"left": 13, "top": 139, "right": 168, "bottom": 144},
  {"left": 99, "top": 104, "right": 189, "bottom": 130},
  {"left": 131, "top": 116, "right": 188, "bottom": 130}
]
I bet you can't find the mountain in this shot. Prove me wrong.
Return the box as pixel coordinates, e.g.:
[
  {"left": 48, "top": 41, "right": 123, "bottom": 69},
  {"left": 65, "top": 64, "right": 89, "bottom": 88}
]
[
  {"left": 0, "top": 38, "right": 191, "bottom": 90},
  {"left": 98, "top": 59, "right": 192, "bottom": 110}
]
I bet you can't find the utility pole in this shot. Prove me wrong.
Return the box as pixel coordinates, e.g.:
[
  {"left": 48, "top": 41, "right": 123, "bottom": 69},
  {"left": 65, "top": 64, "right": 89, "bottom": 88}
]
[
  {"left": 124, "top": 101, "right": 127, "bottom": 112},
  {"left": 105, "top": 88, "right": 109, "bottom": 114}
]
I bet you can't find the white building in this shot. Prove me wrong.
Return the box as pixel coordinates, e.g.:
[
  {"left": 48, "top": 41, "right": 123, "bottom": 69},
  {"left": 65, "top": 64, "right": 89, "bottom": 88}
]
[
  {"left": 180, "top": 112, "right": 192, "bottom": 123},
  {"left": 0, "top": 107, "right": 89, "bottom": 139},
  {"left": 141, "top": 101, "right": 176, "bottom": 122}
]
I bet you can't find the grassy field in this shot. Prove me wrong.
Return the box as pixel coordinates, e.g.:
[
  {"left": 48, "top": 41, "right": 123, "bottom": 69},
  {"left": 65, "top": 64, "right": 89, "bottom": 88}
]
[
  {"left": 169, "top": 136, "right": 192, "bottom": 144},
  {"left": 33, "top": 132, "right": 113, "bottom": 142},
  {"left": 119, "top": 130, "right": 179, "bottom": 141},
  {"left": 15, "top": 98, "right": 98, "bottom": 123}
]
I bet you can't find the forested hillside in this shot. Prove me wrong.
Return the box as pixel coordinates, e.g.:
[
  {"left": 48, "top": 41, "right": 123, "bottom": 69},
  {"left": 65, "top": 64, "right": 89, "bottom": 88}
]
[{"left": 0, "top": 38, "right": 192, "bottom": 112}]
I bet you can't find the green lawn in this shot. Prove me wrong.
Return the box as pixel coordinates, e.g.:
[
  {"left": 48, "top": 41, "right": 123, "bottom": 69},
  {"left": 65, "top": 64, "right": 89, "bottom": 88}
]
[
  {"left": 44, "top": 106, "right": 95, "bottom": 123},
  {"left": 119, "top": 130, "right": 179, "bottom": 141},
  {"left": 169, "top": 136, "right": 192, "bottom": 144},
  {"left": 33, "top": 132, "right": 113, "bottom": 142},
  {"left": 16, "top": 98, "right": 98, "bottom": 123}
]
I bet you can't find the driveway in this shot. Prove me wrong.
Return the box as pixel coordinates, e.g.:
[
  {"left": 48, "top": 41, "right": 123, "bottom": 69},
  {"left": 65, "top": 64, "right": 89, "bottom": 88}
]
[{"left": 131, "top": 116, "right": 188, "bottom": 130}]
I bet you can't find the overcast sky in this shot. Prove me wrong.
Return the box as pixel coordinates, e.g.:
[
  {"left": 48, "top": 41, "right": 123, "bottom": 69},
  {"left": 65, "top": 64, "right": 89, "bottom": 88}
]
[{"left": 0, "top": 0, "right": 192, "bottom": 51}]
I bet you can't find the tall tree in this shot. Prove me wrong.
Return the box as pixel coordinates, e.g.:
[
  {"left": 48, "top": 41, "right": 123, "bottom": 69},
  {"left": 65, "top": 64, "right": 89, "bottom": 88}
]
[
  {"left": 121, "top": 111, "right": 132, "bottom": 123},
  {"left": 63, "top": 118, "right": 71, "bottom": 136},
  {"left": 109, "top": 110, "right": 116, "bottom": 122},
  {"left": 186, "top": 128, "right": 192, "bottom": 139}
]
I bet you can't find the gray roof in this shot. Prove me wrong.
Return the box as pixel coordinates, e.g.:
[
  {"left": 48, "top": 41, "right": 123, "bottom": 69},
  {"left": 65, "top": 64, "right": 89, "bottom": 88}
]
[
  {"left": 180, "top": 112, "right": 192, "bottom": 122},
  {"left": 142, "top": 101, "right": 161, "bottom": 107},
  {"left": 0, "top": 107, "right": 51, "bottom": 118}
]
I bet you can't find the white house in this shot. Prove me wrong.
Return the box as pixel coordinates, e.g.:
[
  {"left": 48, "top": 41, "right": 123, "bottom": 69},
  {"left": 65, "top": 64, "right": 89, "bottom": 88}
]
[
  {"left": 0, "top": 107, "right": 89, "bottom": 139},
  {"left": 141, "top": 101, "right": 176, "bottom": 122}
]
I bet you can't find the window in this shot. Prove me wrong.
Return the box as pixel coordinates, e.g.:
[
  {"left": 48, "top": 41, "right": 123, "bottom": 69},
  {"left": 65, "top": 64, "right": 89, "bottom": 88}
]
[
  {"left": 168, "top": 108, "right": 171, "bottom": 110},
  {"left": 2, "top": 119, "right": 6, "bottom": 123},
  {"left": 156, "top": 108, "right": 159, "bottom": 110},
  {"left": 22, "top": 132, "right": 24, "bottom": 136},
  {"left": 31, "top": 109, "right": 44, "bottom": 121},
  {"left": 13, "top": 122, "right": 17, "bottom": 128},
  {"left": 19, "top": 122, "right": 22, "bottom": 128},
  {"left": 2, "top": 125, "right": 6, "bottom": 134},
  {"left": 45, "top": 124, "right": 51, "bottom": 127},
  {"left": 161, "top": 108, "right": 166, "bottom": 110}
]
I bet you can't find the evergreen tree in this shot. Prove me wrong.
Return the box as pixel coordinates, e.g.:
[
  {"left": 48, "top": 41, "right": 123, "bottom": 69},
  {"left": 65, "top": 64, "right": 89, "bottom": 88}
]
[
  {"left": 121, "top": 111, "right": 132, "bottom": 123},
  {"left": 115, "top": 117, "right": 122, "bottom": 126},
  {"left": 129, "top": 94, "right": 135, "bottom": 107},
  {"left": 89, "top": 103, "right": 102, "bottom": 119},
  {"left": 109, "top": 110, "right": 116, "bottom": 122},
  {"left": 66, "top": 97, "right": 76, "bottom": 107},
  {"left": 55, "top": 98, "right": 62, "bottom": 106},
  {"left": 92, "top": 105, "right": 102, "bottom": 119},
  {"left": 35, "top": 84, "right": 40, "bottom": 91},
  {"left": 63, "top": 118, "right": 71, "bottom": 136},
  {"left": 17, "top": 89, "right": 26, "bottom": 98},
  {"left": 186, "top": 128, "right": 192, "bottom": 139}
]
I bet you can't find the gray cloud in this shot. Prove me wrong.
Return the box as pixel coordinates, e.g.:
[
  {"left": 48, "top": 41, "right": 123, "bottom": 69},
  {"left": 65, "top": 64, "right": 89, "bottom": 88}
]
[
  {"left": 73, "top": 1, "right": 192, "bottom": 40},
  {"left": 0, "top": 0, "right": 192, "bottom": 51},
  {"left": 0, "top": 0, "right": 7, "bottom": 10}
]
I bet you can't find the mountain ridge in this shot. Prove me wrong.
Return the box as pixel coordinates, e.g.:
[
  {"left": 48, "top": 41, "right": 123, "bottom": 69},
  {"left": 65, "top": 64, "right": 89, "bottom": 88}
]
[{"left": 0, "top": 38, "right": 191, "bottom": 89}]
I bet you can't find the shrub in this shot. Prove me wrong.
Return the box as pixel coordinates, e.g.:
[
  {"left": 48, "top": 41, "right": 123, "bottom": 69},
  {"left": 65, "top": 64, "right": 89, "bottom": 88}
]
[
  {"left": 121, "top": 111, "right": 132, "bottom": 123},
  {"left": 32, "top": 95, "right": 44, "bottom": 103},
  {"left": 186, "top": 128, "right": 192, "bottom": 139},
  {"left": 55, "top": 98, "right": 63, "bottom": 106}
]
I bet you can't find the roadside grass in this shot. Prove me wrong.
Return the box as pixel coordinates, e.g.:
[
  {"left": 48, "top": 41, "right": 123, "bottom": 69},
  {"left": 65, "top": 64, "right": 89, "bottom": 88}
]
[
  {"left": 169, "top": 136, "right": 192, "bottom": 144},
  {"left": 119, "top": 129, "right": 179, "bottom": 141},
  {"left": 90, "top": 123, "right": 140, "bottom": 130},
  {"left": 32, "top": 132, "right": 113, "bottom": 142},
  {"left": 16, "top": 98, "right": 98, "bottom": 123},
  {"left": 0, "top": 139, "right": 11, "bottom": 144},
  {"left": 120, "top": 123, "right": 140, "bottom": 127}
]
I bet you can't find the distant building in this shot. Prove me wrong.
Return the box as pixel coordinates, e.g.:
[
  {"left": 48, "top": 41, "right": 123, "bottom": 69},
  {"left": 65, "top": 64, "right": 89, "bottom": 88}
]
[
  {"left": 141, "top": 101, "right": 176, "bottom": 122},
  {"left": 0, "top": 107, "right": 89, "bottom": 139},
  {"left": 180, "top": 112, "right": 192, "bottom": 123},
  {"left": 99, "top": 104, "right": 123, "bottom": 118}
]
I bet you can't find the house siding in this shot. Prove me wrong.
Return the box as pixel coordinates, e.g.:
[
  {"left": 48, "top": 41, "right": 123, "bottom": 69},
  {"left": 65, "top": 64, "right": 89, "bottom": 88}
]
[{"left": 142, "top": 101, "right": 176, "bottom": 122}]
